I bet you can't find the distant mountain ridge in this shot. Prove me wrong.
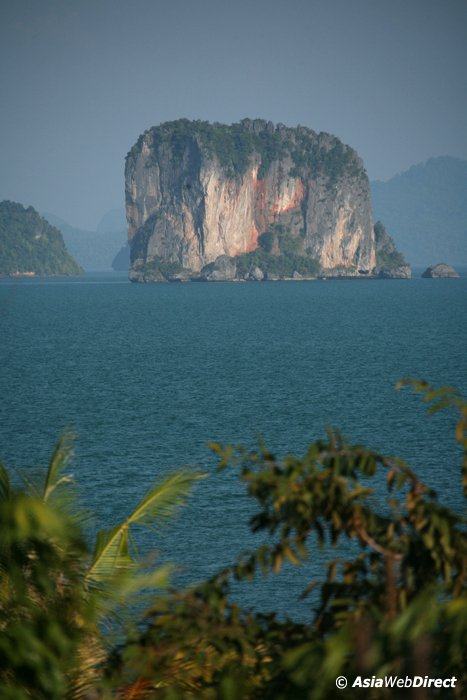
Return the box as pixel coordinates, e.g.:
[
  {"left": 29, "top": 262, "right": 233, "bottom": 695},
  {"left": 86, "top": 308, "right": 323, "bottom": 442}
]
[
  {"left": 0, "top": 201, "right": 82, "bottom": 276},
  {"left": 43, "top": 209, "right": 126, "bottom": 271},
  {"left": 112, "top": 243, "right": 130, "bottom": 271},
  {"left": 371, "top": 156, "right": 467, "bottom": 266}
]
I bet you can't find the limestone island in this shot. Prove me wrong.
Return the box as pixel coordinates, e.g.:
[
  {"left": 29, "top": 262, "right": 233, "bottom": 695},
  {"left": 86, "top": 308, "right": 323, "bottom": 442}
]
[
  {"left": 124, "top": 119, "right": 409, "bottom": 282},
  {"left": 0, "top": 201, "right": 83, "bottom": 278}
]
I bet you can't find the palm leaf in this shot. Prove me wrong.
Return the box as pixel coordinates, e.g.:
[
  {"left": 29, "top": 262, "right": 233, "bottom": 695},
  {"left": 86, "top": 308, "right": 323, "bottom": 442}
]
[
  {"left": 127, "top": 470, "right": 203, "bottom": 526},
  {"left": 85, "top": 470, "right": 203, "bottom": 585},
  {"left": 111, "top": 563, "right": 174, "bottom": 599},
  {"left": 43, "top": 433, "right": 75, "bottom": 502},
  {"left": 86, "top": 525, "right": 134, "bottom": 583}
]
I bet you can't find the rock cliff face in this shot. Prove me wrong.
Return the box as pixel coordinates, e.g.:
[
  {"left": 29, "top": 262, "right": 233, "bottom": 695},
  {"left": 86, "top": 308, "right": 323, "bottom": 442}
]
[{"left": 125, "top": 119, "right": 378, "bottom": 281}]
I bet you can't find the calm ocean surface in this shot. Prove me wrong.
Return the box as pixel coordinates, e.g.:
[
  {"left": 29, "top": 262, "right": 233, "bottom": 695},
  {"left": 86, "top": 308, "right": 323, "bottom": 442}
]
[{"left": 1, "top": 273, "right": 466, "bottom": 618}]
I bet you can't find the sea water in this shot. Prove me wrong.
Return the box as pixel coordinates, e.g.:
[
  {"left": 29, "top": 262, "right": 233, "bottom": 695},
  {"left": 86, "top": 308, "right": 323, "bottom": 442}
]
[{"left": 1, "top": 273, "right": 465, "bottom": 618}]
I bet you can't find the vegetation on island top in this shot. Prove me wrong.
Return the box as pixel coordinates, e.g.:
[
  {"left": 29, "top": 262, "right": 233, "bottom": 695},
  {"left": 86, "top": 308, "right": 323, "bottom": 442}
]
[
  {"left": 0, "top": 380, "right": 465, "bottom": 698},
  {"left": 0, "top": 201, "right": 83, "bottom": 276},
  {"left": 128, "top": 119, "right": 364, "bottom": 183}
]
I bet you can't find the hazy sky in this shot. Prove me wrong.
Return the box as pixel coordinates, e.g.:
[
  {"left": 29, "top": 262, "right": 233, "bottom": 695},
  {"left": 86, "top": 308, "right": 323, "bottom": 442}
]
[{"left": 1, "top": 0, "right": 466, "bottom": 229}]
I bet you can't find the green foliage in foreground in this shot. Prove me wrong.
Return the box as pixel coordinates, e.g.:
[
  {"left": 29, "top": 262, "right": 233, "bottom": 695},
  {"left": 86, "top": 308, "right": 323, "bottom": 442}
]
[
  {"left": 0, "top": 441, "right": 202, "bottom": 699},
  {"left": 0, "top": 382, "right": 465, "bottom": 698},
  {"left": 0, "top": 201, "right": 83, "bottom": 276}
]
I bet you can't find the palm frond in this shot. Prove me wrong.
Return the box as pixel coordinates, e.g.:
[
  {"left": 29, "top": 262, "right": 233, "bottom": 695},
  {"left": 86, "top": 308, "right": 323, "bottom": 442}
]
[
  {"left": 85, "top": 470, "right": 203, "bottom": 585},
  {"left": 111, "top": 563, "right": 174, "bottom": 599},
  {"left": 43, "top": 433, "right": 75, "bottom": 502},
  {"left": 127, "top": 470, "right": 204, "bottom": 526},
  {"left": 86, "top": 524, "right": 134, "bottom": 583}
]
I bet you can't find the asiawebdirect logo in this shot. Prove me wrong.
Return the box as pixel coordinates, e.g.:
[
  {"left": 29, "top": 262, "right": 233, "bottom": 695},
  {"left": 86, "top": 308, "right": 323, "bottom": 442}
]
[{"left": 336, "top": 675, "right": 458, "bottom": 690}]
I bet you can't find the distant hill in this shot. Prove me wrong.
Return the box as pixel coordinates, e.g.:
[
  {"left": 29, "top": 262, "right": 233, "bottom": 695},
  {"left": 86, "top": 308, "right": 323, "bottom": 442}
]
[
  {"left": 0, "top": 201, "right": 82, "bottom": 276},
  {"left": 44, "top": 208, "right": 126, "bottom": 271},
  {"left": 112, "top": 243, "right": 130, "bottom": 271},
  {"left": 371, "top": 156, "right": 467, "bottom": 266},
  {"left": 96, "top": 207, "right": 126, "bottom": 235}
]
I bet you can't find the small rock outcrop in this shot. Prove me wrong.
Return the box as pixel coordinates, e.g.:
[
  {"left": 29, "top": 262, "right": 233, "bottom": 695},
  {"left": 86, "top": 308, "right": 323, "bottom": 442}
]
[
  {"left": 247, "top": 266, "right": 265, "bottom": 281},
  {"left": 422, "top": 263, "right": 459, "bottom": 278},
  {"left": 377, "top": 266, "right": 411, "bottom": 279},
  {"left": 129, "top": 261, "right": 166, "bottom": 283},
  {"left": 200, "top": 255, "right": 237, "bottom": 281},
  {"left": 374, "top": 221, "right": 411, "bottom": 279}
]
